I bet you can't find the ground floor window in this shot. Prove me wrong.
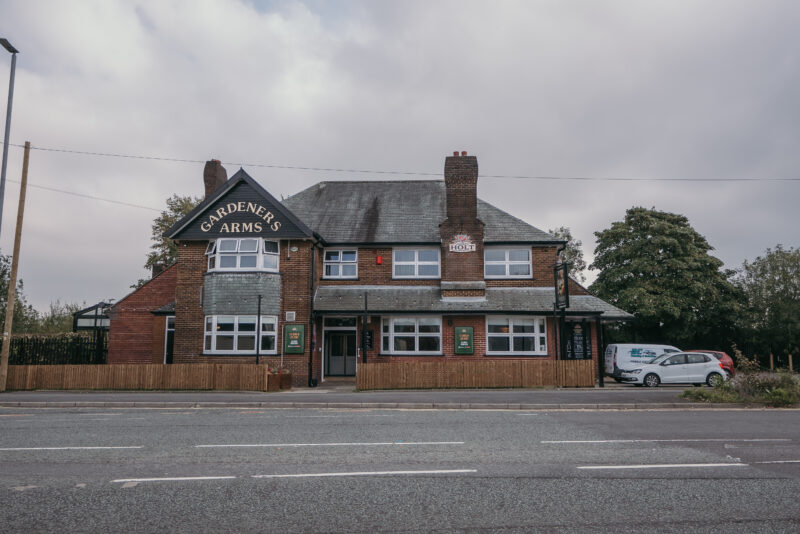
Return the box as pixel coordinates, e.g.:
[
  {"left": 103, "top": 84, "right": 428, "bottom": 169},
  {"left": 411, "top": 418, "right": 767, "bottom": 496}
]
[
  {"left": 486, "top": 316, "right": 547, "bottom": 356},
  {"left": 204, "top": 315, "right": 277, "bottom": 354},
  {"left": 381, "top": 316, "right": 442, "bottom": 354}
]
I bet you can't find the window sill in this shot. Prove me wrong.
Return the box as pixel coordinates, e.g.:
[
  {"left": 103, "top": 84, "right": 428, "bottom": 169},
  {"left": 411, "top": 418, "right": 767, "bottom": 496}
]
[
  {"left": 207, "top": 269, "right": 280, "bottom": 274},
  {"left": 322, "top": 277, "right": 359, "bottom": 281},
  {"left": 484, "top": 353, "right": 549, "bottom": 357},
  {"left": 202, "top": 352, "right": 279, "bottom": 356},
  {"left": 378, "top": 353, "right": 444, "bottom": 357},
  {"left": 484, "top": 276, "right": 534, "bottom": 280}
]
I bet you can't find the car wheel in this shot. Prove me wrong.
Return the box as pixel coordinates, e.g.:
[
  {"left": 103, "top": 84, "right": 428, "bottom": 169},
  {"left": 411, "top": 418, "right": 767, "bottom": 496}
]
[
  {"left": 706, "top": 373, "right": 723, "bottom": 387},
  {"left": 644, "top": 373, "right": 660, "bottom": 387}
]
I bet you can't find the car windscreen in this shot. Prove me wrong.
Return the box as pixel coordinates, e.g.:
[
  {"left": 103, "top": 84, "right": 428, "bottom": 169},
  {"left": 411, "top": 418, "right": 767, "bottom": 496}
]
[{"left": 648, "top": 354, "right": 671, "bottom": 364}]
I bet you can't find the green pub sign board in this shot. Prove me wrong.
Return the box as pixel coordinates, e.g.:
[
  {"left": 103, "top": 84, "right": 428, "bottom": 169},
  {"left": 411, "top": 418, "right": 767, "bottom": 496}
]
[
  {"left": 454, "top": 327, "right": 474, "bottom": 355},
  {"left": 283, "top": 324, "right": 305, "bottom": 354}
]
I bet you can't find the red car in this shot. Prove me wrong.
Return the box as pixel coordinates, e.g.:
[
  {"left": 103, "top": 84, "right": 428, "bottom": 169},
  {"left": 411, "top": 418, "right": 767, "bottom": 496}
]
[{"left": 690, "top": 350, "right": 735, "bottom": 376}]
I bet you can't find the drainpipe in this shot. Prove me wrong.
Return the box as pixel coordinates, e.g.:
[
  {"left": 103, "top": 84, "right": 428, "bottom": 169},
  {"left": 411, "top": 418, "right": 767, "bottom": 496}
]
[
  {"left": 555, "top": 244, "right": 566, "bottom": 361},
  {"left": 307, "top": 234, "right": 322, "bottom": 387}
]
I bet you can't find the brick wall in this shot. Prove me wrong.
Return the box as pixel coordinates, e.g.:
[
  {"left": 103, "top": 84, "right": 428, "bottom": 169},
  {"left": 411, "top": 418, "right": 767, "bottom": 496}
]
[
  {"left": 173, "top": 242, "right": 206, "bottom": 362},
  {"left": 108, "top": 264, "right": 177, "bottom": 364}
]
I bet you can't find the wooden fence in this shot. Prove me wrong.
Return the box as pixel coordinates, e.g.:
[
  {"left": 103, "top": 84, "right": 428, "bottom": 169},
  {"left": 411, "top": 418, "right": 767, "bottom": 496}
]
[
  {"left": 7, "top": 364, "right": 291, "bottom": 392},
  {"left": 356, "top": 360, "right": 595, "bottom": 390}
]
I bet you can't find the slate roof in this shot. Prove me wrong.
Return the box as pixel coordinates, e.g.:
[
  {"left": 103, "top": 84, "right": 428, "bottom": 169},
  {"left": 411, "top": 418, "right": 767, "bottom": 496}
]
[
  {"left": 281, "top": 181, "right": 560, "bottom": 244},
  {"left": 313, "top": 286, "right": 634, "bottom": 320}
]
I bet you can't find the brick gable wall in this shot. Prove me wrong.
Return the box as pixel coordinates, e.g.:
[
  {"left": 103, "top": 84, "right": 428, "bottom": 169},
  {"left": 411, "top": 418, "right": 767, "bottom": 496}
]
[{"left": 108, "top": 265, "right": 178, "bottom": 364}]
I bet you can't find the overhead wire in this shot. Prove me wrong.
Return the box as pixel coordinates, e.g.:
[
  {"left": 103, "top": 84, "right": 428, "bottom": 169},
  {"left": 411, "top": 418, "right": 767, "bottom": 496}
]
[{"left": 0, "top": 141, "right": 798, "bottom": 214}]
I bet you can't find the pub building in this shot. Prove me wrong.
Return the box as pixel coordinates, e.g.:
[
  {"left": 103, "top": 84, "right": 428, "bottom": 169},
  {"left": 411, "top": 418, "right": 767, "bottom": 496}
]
[{"left": 107, "top": 151, "right": 631, "bottom": 385}]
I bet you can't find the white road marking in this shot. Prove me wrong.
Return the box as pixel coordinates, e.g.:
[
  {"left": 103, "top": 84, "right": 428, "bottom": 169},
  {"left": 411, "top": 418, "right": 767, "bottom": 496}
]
[
  {"left": 12, "top": 485, "right": 37, "bottom": 491},
  {"left": 113, "top": 476, "right": 237, "bottom": 483},
  {"left": 578, "top": 463, "right": 747, "bottom": 470},
  {"left": 252, "top": 469, "right": 477, "bottom": 479},
  {"left": 196, "top": 441, "right": 464, "bottom": 448},
  {"left": 755, "top": 460, "right": 800, "bottom": 464},
  {"left": 544, "top": 439, "right": 790, "bottom": 444},
  {"left": 0, "top": 446, "right": 143, "bottom": 451},
  {"left": 112, "top": 470, "right": 476, "bottom": 484}
]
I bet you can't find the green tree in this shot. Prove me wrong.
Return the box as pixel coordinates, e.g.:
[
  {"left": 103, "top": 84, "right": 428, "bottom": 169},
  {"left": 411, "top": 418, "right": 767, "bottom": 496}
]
[
  {"left": 27, "top": 300, "right": 84, "bottom": 334},
  {"left": 734, "top": 245, "right": 800, "bottom": 363},
  {"left": 589, "top": 207, "right": 741, "bottom": 347},
  {"left": 132, "top": 194, "right": 201, "bottom": 288},
  {"left": 0, "top": 251, "right": 40, "bottom": 333},
  {"left": 549, "top": 226, "right": 587, "bottom": 283}
]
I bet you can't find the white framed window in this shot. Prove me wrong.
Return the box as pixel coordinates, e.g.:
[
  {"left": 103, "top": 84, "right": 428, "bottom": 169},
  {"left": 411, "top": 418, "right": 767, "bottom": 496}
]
[
  {"left": 381, "top": 316, "right": 442, "bottom": 354},
  {"left": 206, "top": 238, "right": 279, "bottom": 272},
  {"left": 204, "top": 315, "right": 278, "bottom": 354},
  {"left": 393, "top": 248, "right": 440, "bottom": 279},
  {"left": 486, "top": 316, "right": 547, "bottom": 355},
  {"left": 484, "top": 247, "right": 532, "bottom": 278},
  {"left": 323, "top": 249, "right": 358, "bottom": 278}
]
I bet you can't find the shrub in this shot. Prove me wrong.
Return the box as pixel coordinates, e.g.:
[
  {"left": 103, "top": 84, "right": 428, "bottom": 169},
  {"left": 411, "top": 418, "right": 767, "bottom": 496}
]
[
  {"left": 730, "top": 343, "right": 759, "bottom": 373},
  {"left": 682, "top": 370, "right": 800, "bottom": 406}
]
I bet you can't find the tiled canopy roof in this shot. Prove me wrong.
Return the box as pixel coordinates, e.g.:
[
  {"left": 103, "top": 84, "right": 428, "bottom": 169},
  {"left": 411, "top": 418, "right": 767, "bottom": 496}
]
[{"left": 313, "top": 285, "right": 634, "bottom": 320}]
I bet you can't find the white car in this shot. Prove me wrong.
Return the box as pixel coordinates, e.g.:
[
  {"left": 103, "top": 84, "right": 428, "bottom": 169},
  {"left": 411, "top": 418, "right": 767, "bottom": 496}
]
[{"left": 621, "top": 351, "right": 727, "bottom": 387}]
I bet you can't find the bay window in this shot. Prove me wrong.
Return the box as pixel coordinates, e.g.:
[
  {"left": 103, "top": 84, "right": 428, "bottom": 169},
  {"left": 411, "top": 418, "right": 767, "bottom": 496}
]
[
  {"left": 381, "top": 316, "right": 442, "bottom": 354},
  {"left": 204, "top": 315, "right": 277, "bottom": 354},
  {"left": 206, "top": 238, "right": 279, "bottom": 272},
  {"left": 486, "top": 316, "right": 547, "bottom": 355}
]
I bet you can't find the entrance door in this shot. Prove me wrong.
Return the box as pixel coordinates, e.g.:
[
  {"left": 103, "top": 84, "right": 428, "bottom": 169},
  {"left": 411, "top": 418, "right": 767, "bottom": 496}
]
[{"left": 326, "top": 332, "right": 357, "bottom": 376}]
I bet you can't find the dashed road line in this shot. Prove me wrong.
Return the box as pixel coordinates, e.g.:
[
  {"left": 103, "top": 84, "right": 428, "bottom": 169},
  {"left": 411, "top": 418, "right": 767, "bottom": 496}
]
[
  {"left": 0, "top": 446, "right": 144, "bottom": 451},
  {"left": 113, "top": 476, "right": 237, "bottom": 483},
  {"left": 577, "top": 463, "right": 747, "bottom": 470},
  {"left": 251, "top": 469, "right": 477, "bottom": 478},
  {"left": 544, "top": 439, "right": 791, "bottom": 444},
  {"left": 195, "top": 441, "right": 464, "bottom": 448}
]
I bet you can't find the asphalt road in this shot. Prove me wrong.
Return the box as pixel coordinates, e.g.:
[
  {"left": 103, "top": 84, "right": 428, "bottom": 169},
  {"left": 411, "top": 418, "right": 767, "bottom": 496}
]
[{"left": 2, "top": 407, "right": 799, "bottom": 533}]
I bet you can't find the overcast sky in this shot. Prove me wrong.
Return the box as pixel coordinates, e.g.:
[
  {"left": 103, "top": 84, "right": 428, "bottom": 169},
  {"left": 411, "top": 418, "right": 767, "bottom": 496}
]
[{"left": 0, "top": 0, "right": 798, "bottom": 312}]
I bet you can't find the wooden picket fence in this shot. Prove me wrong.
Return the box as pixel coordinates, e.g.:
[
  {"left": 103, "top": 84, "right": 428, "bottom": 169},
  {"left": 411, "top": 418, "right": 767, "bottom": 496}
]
[
  {"left": 356, "top": 359, "right": 595, "bottom": 390},
  {"left": 6, "top": 364, "right": 291, "bottom": 392}
]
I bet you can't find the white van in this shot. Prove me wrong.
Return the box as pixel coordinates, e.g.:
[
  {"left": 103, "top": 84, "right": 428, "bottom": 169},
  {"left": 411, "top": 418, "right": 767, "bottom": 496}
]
[{"left": 605, "top": 344, "right": 681, "bottom": 381}]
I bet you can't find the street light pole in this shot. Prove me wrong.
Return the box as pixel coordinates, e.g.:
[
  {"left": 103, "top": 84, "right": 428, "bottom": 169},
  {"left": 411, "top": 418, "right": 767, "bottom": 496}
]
[{"left": 0, "top": 38, "right": 20, "bottom": 237}]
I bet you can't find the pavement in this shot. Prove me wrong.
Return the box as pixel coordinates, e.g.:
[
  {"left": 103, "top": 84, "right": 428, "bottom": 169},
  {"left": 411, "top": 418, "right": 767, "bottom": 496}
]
[{"left": 0, "top": 382, "right": 766, "bottom": 410}]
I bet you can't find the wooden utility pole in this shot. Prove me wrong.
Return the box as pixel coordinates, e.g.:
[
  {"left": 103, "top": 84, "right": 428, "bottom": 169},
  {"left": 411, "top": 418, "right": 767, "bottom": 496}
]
[{"left": 0, "top": 141, "right": 29, "bottom": 392}]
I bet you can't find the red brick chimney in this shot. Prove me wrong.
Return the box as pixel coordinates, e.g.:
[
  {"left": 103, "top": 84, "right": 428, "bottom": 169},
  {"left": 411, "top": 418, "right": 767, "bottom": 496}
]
[
  {"left": 440, "top": 151, "right": 485, "bottom": 296},
  {"left": 203, "top": 159, "right": 228, "bottom": 198},
  {"left": 444, "top": 150, "right": 478, "bottom": 220}
]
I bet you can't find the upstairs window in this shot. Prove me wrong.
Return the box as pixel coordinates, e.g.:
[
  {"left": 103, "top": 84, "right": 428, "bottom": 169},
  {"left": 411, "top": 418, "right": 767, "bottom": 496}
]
[
  {"left": 204, "top": 315, "right": 277, "bottom": 355},
  {"left": 206, "top": 238, "right": 279, "bottom": 272},
  {"left": 393, "top": 248, "right": 440, "bottom": 279},
  {"left": 324, "top": 250, "right": 358, "bottom": 279},
  {"left": 484, "top": 247, "right": 531, "bottom": 278}
]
